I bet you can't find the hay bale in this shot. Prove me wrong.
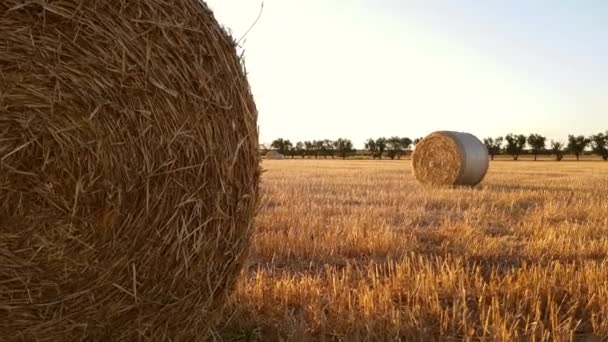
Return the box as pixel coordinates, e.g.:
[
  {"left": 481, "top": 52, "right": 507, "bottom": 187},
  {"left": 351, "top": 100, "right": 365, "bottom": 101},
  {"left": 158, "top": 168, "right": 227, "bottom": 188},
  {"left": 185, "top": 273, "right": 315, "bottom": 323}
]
[
  {"left": 412, "top": 131, "right": 489, "bottom": 186},
  {"left": 265, "top": 150, "right": 285, "bottom": 160},
  {"left": 0, "top": 1, "right": 259, "bottom": 340}
]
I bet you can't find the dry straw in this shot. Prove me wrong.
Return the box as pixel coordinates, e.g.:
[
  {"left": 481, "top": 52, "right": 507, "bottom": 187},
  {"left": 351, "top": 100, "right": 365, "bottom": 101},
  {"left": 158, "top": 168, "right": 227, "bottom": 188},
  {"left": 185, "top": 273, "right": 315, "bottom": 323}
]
[
  {"left": 0, "top": 0, "right": 259, "bottom": 340},
  {"left": 412, "top": 131, "right": 489, "bottom": 186}
]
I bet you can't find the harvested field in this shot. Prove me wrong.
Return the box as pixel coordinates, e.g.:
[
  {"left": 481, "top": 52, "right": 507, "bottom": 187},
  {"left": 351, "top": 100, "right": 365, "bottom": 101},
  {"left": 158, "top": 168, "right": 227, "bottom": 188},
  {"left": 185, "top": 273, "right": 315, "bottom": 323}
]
[{"left": 220, "top": 160, "right": 608, "bottom": 341}]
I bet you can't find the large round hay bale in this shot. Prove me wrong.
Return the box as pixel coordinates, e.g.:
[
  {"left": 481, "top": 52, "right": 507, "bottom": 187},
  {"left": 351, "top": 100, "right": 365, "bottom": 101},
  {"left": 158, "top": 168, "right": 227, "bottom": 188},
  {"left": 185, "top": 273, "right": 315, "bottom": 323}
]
[
  {"left": 412, "top": 131, "right": 489, "bottom": 186},
  {"left": 0, "top": 1, "right": 259, "bottom": 340},
  {"left": 265, "top": 150, "right": 285, "bottom": 160}
]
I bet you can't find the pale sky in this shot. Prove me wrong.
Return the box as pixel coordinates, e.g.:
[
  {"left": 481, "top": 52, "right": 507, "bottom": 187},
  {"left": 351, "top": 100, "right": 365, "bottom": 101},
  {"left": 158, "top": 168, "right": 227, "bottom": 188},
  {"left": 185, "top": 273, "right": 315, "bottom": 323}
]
[{"left": 206, "top": 0, "right": 608, "bottom": 148}]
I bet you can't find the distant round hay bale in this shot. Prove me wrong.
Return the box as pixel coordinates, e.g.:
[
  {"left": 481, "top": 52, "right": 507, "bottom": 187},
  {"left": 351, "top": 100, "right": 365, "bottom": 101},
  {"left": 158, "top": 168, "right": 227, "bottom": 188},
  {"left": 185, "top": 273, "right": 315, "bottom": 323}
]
[
  {"left": 0, "top": 1, "right": 259, "bottom": 340},
  {"left": 412, "top": 131, "right": 489, "bottom": 186},
  {"left": 265, "top": 150, "right": 285, "bottom": 160}
]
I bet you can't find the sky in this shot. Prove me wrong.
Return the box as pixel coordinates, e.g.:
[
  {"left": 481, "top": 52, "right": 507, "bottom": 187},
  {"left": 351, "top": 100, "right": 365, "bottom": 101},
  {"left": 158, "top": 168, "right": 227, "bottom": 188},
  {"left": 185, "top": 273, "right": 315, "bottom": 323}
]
[{"left": 206, "top": 0, "right": 608, "bottom": 148}]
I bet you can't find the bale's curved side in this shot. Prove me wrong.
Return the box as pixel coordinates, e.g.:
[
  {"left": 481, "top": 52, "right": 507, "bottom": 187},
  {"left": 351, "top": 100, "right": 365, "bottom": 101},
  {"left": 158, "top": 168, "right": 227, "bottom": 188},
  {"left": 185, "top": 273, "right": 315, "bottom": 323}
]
[
  {"left": 448, "top": 131, "right": 490, "bottom": 186},
  {"left": 412, "top": 131, "right": 489, "bottom": 186},
  {"left": 0, "top": 1, "right": 259, "bottom": 340}
]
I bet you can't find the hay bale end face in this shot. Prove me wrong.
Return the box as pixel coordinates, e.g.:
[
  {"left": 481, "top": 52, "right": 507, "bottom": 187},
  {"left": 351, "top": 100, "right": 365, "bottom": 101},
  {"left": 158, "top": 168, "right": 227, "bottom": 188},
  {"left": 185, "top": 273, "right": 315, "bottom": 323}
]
[
  {"left": 1, "top": 1, "right": 259, "bottom": 340},
  {"left": 412, "top": 131, "right": 489, "bottom": 186}
]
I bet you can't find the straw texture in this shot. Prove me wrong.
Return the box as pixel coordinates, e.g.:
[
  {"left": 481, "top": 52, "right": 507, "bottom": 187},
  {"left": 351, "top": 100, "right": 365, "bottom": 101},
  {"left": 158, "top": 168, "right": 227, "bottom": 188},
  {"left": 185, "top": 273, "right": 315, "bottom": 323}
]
[
  {"left": 0, "top": 1, "right": 259, "bottom": 340},
  {"left": 412, "top": 131, "right": 489, "bottom": 186}
]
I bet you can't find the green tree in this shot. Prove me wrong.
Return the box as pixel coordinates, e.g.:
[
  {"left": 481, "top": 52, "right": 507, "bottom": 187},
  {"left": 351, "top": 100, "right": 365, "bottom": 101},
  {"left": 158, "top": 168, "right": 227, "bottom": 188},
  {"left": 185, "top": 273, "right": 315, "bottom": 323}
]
[
  {"left": 505, "top": 134, "right": 527, "bottom": 160},
  {"left": 271, "top": 138, "right": 292, "bottom": 156},
  {"left": 334, "top": 138, "right": 355, "bottom": 160},
  {"left": 400, "top": 137, "right": 413, "bottom": 159},
  {"left": 590, "top": 132, "right": 608, "bottom": 161},
  {"left": 304, "top": 141, "right": 314, "bottom": 159},
  {"left": 387, "top": 136, "right": 411, "bottom": 160},
  {"left": 413, "top": 137, "right": 424, "bottom": 146},
  {"left": 364, "top": 138, "right": 378, "bottom": 159},
  {"left": 567, "top": 135, "right": 590, "bottom": 161},
  {"left": 483, "top": 137, "right": 503, "bottom": 161},
  {"left": 294, "top": 142, "right": 305, "bottom": 158},
  {"left": 322, "top": 139, "right": 335, "bottom": 159},
  {"left": 386, "top": 137, "right": 399, "bottom": 160},
  {"left": 550, "top": 140, "right": 565, "bottom": 161},
  {"left": 313, "top": 140, "right": 324, "bottom": 159},
  {"left": 402, "top": 137, "right": 414, "bottom": 148},
  {"left": 527, "top": 134, "right": 546, "bottom": 161},
  {"left": 375, "top": 137, "right": 387, "bottom": 160}
]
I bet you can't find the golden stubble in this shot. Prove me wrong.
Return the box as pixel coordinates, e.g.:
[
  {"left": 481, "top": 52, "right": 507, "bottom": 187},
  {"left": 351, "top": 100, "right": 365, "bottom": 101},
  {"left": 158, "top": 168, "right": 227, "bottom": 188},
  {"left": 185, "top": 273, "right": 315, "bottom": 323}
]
[{"left": 220, "top": 159, "right": 608, "bottom": 341}]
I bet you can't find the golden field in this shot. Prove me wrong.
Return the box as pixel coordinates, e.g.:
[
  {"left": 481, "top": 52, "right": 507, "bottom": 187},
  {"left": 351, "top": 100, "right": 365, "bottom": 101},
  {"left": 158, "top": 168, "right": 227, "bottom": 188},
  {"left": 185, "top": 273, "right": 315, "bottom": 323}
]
[{"left": 219, "top": 160, "right": 608, "bottom": 341}]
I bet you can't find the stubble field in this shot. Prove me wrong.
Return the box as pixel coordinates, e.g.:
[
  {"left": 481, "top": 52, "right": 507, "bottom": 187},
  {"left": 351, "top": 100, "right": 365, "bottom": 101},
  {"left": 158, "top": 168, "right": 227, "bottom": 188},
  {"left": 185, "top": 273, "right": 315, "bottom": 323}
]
[{"left": 219, "top": 159, "right": 608, "bottom": 341}]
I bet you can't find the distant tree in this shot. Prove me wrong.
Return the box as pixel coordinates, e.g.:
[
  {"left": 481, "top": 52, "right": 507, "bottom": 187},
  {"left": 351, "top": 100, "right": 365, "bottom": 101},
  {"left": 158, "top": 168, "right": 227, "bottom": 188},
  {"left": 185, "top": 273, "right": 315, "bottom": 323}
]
[
  {"left": 313, "top": 140, "right": 324, "bottom": 159},
  {"left": 590, "top": 132, "right": 608, "bottom": 161},
  {"left": 505, "top": 134, "right": 527, "bottom": 160},
  {"left": 304, "top": 141, "right": 315, "bottom": 159},
  {"left": 483, "top": 137, "right": 504, "bottom": 161},
  {"left": 334, "top": 138, "right": 355, "bottom": 160},
  {"left": 387, "top": 136, "right": 411, "bottom": 160},
  {"left": 285, "top": 144, "right": 295, "bottom": 158},
  {"left": 271, "top": 138, "right": 292, "bottom": 156},
  {"left": 550, "top": 140, "right": 565, "bottom": 161},
  {"left": 400, "top": 137, "right": 413, "bottom": 158},
  {"left": 527, "top": 134, "right": 546, "bottom": 161},
  {"left": 413, "top": 137, "right": 424, "bottom": 146},
  {"left": 375, "top": 137, "right": 387, "bottom": 160},
  {"left": 322, "top": 139, "right": 335, "bottom": 159},
  {"left": 364, "top": 138, "right": 378, "bottom": 159},
  {"left": 294, "top": 142, "right": 305, "bottom": 158},
  {"left": 567, "top": 135, "right": 590, "bottom": 161},
  {"left": 386, "top": 137, "right": 399, "bottom": 160}
]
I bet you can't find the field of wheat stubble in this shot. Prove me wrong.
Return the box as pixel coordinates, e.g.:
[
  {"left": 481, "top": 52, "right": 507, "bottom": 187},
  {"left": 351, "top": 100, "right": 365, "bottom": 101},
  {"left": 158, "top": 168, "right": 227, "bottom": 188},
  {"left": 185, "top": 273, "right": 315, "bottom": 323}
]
[{"left": 219, "top": 159, "right": 608, "bottom": 341}]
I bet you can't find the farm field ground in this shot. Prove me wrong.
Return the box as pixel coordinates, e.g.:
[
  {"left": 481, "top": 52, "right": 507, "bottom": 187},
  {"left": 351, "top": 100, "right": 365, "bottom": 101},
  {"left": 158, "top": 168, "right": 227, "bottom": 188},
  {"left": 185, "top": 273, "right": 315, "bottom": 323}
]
[{"left": 219, "top": 160, "right": 608, "bottom": 341}]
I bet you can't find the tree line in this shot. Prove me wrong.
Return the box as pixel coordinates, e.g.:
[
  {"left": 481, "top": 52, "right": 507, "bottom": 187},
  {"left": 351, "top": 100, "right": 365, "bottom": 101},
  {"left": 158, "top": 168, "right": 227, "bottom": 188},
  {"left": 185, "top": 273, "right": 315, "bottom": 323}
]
[
  {"left": 266, "top": 132, "right": 608, "bottom": 161},
  {"left": 268, "top": 138, "right": 356, "bottom": 159},
  {"left": 484, "top": 132, "right": 608, "bottom": 161},
  {"left": 266, "top": 137, "right": 418, "bottom": 160}
]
